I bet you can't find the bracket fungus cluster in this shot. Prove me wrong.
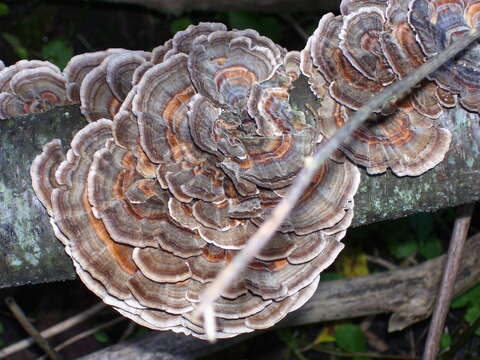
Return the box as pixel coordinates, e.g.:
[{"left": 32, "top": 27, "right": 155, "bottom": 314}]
[
  {"left": 23, "top": 0, "right": 474, "bottom": 340},
  {"left": 0, "top": 60, "right": 72, "bottom": 119},
  {"left": 299, "top": 0, "right": 471, "bottom": 176},
  {"left": 30, "top": 23, "right": 360, "bottom": 338}
]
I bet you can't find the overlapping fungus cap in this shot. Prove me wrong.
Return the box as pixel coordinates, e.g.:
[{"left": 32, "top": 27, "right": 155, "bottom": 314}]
[
  {"left": 300, "top": 0, "right": 452, "bottom": 176},
  {"left": 0, "top": 60, "right": 70, "bottom": 119},
  {"left": 409, "top": 0, "right": 480, "bottom": 112},
  {"left": 31, "top": 23, "right": 360, "bottom": 338},
  {"left": 67, "top": 49, "right": 151, "bottom": 122},
  {"left": 63, "top": 48, "right": 125, "bottom": 103}
]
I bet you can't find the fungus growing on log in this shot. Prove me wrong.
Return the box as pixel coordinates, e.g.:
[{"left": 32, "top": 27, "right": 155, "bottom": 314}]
[
  {"left": 78, "top": 50, "right": 151, "bottom": 122},
  {"left": 409, "top": 0, "right": 480, "bottom": 112},
  {"left": 31, "top": 23, "right": 360, "bottom": 338},
  {"left": 0, "top": 60, "right": 71, "bottom": 119},
  {"left": 63, "top": 49, "right": 125, "bottom": 103},
  {"left": 27, "top": 0, "right": 470, "bottom": 339},
  {"left": 299, "top": 0, "right": 460, "bottom": 176}
]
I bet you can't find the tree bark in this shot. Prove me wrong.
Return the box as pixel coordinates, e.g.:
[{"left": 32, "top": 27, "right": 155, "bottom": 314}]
[
  {"left": 79, "top": 233, "right": 480, "bottom": 360},
  {"left": 0, "top": 106, "right": 85, "bottom": 287},
  {"left": 0, "top": 74, "right": 479, "bottom": 288},
  {"left": 96, "top": 0, "right": 341, "bottom": 14}
]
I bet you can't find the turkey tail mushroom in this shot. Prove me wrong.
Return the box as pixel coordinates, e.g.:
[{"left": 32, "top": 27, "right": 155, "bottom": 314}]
[
  {"left": 79, "top": 50, "right": 150, "bottom": 122},
  {"left": 300, "top": 0, "right": 458, "bottom": 176},
  {"left": 31, "top": 23, "right": 360, "bottom": 339},
  {"left": 30, "top": 0, "right": 473, "bottom": 338},
  {"left": 0, "top": 60, "right": 71, "bottom": 119},
  {"left": 409, "top": 0, "right": 480, "bottom": 112}
]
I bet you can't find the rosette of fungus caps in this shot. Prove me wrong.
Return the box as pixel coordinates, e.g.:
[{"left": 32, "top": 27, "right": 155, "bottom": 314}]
[
  {"left": 409, "top": 0, "right": 480, "bottom": 112},
  {"left": 0, "top": 60, "right": 71, "bottom": 119},
  {"left": 31, "top": 23, "right": 360, "bottom": 338},
  {"left": 300, "top": 0, "right": 454, "bottom": 176},
  {"left": 63, "top": 49, "right": 151, "bottom": 122}
]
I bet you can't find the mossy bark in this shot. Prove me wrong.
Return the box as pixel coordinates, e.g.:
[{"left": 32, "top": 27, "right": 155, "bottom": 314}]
[
  {"left": 289, "top": 75, "right": 480, "bottom": 227},
  {"left": 0, "top": 79, "right": 479, "bottom": 288},
  {"left": 0, "top": 106, "right": 86, "bottom": 287}
]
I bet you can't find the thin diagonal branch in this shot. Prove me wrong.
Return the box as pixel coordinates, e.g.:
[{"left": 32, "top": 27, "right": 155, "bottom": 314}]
[
  {"left": 193, "top": 28, "right": 480, "bottom": 338},
  {"left": 53, "top": 317, "right": 125, "bottom": 354},
  {"left": 423, "top": 203, "right": 475, "bottom": 360},
  {"left": 5, "top": 297, "right": 62, "bottom": 360},
  {"left": 36, "top": 318, "right": 126, "bottom": 360},
  {"left": 280, "top": 14, "right": 309, "bottom": 41},
  {"left": 0, "top": 302, "right": 106, "bottom": 359}
]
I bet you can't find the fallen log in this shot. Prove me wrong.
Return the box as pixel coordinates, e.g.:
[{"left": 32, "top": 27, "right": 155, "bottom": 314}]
[
  {"left": 79, "top": 233, "right": 480, "bottom": 360},
  {"left": 1, "top": 75, "right": 479, "bottom": 288}
]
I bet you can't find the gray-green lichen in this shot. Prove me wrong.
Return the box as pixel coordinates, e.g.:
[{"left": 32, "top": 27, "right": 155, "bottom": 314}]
[{"left": 0, "top": 106, "right": 86, "bottom": 288}]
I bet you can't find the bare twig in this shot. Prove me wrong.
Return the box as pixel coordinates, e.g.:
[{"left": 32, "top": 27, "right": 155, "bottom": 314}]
[
  {"left": 4, "top": 296, "right": 62, "bottom": 360},
  {"left": 193, "top": 28, "right": 480, "bottom": 339},
  {"left": 408, "top": 329, "right": 417, "bottom": 358},
  {"left": 118, "top": 321, "right": 137, "bottom": 342},
  {"left": 0, "top": 302, "right": 106, "bottom": 359},
  {"left": 361, "top": 317, "right": 390, "bottom": 352},
  {"left": 280, "top": 14, "right": 309, "bottom": 41},
  {"left": 366, "top": 255, "right": 398, "bottom": 271},
  {"left": 0, "top": 310, "right": 35, "bottom": 322},
  {"left": 76, "top": 34, "right": 94, "bottom": 52},
  {"left": 423, "top": 203, "right": 475, "bottom": 360},
  {"left": 401, "top": 251, "right": 419, "bottom": 268},
  {"left": 52, "top": 317, "right": 125, "bottom": 354}
]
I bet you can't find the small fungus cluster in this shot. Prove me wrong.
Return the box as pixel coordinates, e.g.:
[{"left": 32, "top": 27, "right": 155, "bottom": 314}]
[
  {"left": 299, "top": 0, "right": 480, "bottom": 175},
  {"left": 5, "top": 0, "right": 474, "bottom": 339}
]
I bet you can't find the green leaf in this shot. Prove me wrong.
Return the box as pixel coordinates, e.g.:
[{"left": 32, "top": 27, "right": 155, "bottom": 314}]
[
  {"left": 440, "top": 333, "right": 451, "bottom": 349},
  {"left": 0, "top": 338, "right": 4, "bottom": 348},
  {"left": 0, "top": 321, "right": 3, "bottom": 335},
  {"left": 41, "top": 39, "right": 73, "bottom": 70},
  {"left": 0, "top": 3, "right": 9, "bottom": 16},
  {"left": 313, "top": 326, "right": 336, "bottom": 344},
  {"left": 387, "top": 236, "right": 418, "bottom": 259},
  {"left": 419, "top": 237, "right": 443, "bottom": 260},
  {"left": 465, "top": 303, "right": 480, "bottom": 325},
  {"left": 451, "top": 283, "right": 480, "bottom": 308},
  {"left": 464, "top": 303, "right": 480, "bottom": 337},
  {"left": 334, "top": 324, "right": 367, "bottom": 360},
  {"left": 2, "top": 33, "right": 29, "bottom": 59},
  {"left": 170, "top": 16, "right": 193, "bottom": 34},
  {"left": 94, "top": 330, "right": 110, "bottom": 343}
]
